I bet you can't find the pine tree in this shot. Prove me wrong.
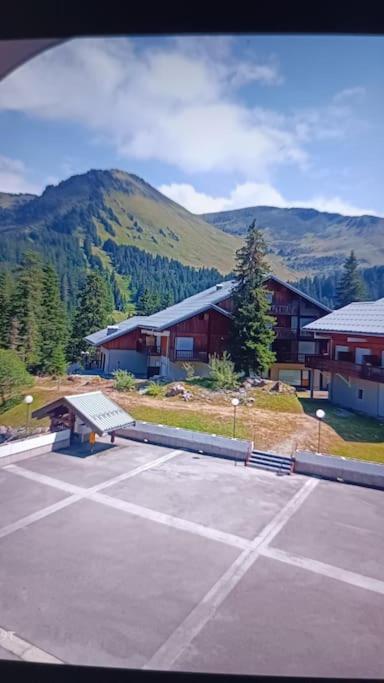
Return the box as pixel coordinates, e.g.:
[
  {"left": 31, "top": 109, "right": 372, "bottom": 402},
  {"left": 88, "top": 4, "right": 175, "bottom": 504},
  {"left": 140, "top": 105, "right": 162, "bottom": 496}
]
[
  {"left": 230, "top": 222, "right": 276, "bottom": 375},
  {"left": 39, "top": 264, "right": 69, "bottom": 375},
  {"left": 0, "top": 271, "right": 14, "bottom": 348},
  {"left": 137, "top": 288, "right": 161, "bottom": 315},
  {"left": 69, "top": 271, "right": 113, "bottom": 360},
  {"left": 9, "top": 252, "right": 44, "bottom": 370},
  {"left": 336, "top": 251, "right": 367, "bottom": 308}
]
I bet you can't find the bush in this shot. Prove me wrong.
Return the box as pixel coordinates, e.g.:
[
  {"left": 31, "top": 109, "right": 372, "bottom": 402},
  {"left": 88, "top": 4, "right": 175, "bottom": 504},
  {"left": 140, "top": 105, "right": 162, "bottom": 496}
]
[
  {"left": 208, "top": 352, "right": 241, "bottom": 390},
  {"left": 146, "top": 381, "right": 165, "bottom": 397},
  {"left": 182, "top": 362, "right": 195, "bottom": 380},
  {"left": 0, "top": 350, "right": 34, "bottom": 405},
  {"left": 112, "top": 369, "right": 136, "bottom": 392}
]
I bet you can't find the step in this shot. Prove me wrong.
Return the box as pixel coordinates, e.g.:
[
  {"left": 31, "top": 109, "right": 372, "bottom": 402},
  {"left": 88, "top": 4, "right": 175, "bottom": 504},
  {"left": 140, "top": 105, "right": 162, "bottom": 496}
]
[
  {"left": 247, "top": 460, "right": 291, "bottom": 474},
  {"left": 247, "top": 453, "right": 292, "bottom": 473},
  {"left": 249, "top": 452, "right": 293, "bottom": 466}
]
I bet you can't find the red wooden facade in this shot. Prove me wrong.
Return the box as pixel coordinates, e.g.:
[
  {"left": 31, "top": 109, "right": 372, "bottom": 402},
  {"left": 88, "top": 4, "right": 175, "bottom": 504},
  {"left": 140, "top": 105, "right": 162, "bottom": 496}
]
[
  {"left": 100, "top": 280, "right": 327, "bottom": 368},
  {"left": 306, "top": 332, "right": 384, "bottom": 383}
]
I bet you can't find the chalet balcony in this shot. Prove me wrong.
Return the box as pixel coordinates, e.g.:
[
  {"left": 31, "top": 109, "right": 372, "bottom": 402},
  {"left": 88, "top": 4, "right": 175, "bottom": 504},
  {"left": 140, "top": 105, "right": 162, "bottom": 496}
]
[
  {"left": 305, "top": 355, "right": 384, "bottom": 383},
  {"left": 270, "top": 302, "right": 299, "bottom": 315},
  {"left": 172, "top": 350, "right": 209, "bottom": 363},
  {"left": 145, "top": 345, "right": 161, "bottom": 356},
  {"left": 274, "top": 327, "right": 297, "bottom": 339}
]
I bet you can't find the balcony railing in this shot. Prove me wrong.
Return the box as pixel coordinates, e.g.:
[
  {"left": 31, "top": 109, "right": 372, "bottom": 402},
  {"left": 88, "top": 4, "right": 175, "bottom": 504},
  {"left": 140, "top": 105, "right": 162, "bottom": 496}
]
[
  {"left": 274, "top": 327, "right": 297, "bottom": 339},
  {"left": 145, "top": 345, "right": 161, "bottom": 355},
  {"left": 305, "top": 355, "right": 384, "bottom": 383},
  {"left": 270, "top": 302, "right": 299, "bottom": 315},
  {"left": 172, "top": 350, "right": 208, "bottom": 363}
]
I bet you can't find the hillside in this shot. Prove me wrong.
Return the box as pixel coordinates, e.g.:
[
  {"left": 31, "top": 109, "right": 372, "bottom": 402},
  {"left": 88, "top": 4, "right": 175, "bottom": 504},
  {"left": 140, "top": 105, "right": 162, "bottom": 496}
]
[
  {"left": 0, "top": 191, "right": 36, "bottom": 210},
  {"left": 201, "top": 205, "right": 384, "bottom": 273},
  {"left": 0, "top": 169, "right": 241, "bottom": 273}
]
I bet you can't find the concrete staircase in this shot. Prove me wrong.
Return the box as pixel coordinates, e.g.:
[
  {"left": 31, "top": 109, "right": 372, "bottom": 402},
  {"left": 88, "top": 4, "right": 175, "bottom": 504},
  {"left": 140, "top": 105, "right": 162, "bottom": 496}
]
[{"left": 247, "top": 450, "right": 293, "bottom": 475}]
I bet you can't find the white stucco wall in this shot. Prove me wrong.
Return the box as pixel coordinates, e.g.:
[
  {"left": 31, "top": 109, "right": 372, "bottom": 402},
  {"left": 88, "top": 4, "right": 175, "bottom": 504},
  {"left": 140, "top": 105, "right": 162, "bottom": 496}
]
[
  {"left": 102, "top": 348, "right": 147, "bottom": 376},
  {"left": 331, "top": 373, "right": 384, "bottom": 418}
]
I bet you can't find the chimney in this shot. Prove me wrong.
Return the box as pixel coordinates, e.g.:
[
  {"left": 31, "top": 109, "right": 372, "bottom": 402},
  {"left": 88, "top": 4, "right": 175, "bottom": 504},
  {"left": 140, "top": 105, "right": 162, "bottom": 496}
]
[
  {"left": 107, "top": 325, "right": 119, "bottom": 335},
  {"left": 216, "top": 283, "right": 224, "bottom": 290}
]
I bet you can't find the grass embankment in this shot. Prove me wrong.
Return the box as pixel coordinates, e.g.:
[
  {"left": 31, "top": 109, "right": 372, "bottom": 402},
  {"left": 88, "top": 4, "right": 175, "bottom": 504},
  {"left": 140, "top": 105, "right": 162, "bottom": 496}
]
[{"left": 300, "top": 398, "right": 384, "bottom": 463}]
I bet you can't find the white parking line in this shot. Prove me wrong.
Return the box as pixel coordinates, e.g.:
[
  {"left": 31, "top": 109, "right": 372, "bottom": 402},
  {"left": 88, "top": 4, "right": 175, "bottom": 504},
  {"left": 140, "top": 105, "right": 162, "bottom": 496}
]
[
  {"left": 0, "top": 626, "right": 62, "bottom": 664},
  {"left": 143, "top": 478, "right": 318, "bottom": 671},
  {"left": 90, "top": 491, "right": 250, "bottom": 550},
  {"left": 262, "top": 546, "right": 384, "bottom": 595},
  {"left": 1, "top": 449, "right": 182, "bottom": 539}
]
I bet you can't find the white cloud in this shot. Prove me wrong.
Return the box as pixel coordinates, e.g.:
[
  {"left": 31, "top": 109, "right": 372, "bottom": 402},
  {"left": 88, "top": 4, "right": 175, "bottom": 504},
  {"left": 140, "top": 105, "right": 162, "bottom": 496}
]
[
  {"left": 333, "top": 86, "right": 366, "bottom": 102},
  {"left": 0, "top": 155, "right": 40, "bottom": 194},
  {"left": 0, "top": 37, "right": 302, "bottom": 178},
  {"left": 159, "top": 180, "right": 381, "bottom": 217}
]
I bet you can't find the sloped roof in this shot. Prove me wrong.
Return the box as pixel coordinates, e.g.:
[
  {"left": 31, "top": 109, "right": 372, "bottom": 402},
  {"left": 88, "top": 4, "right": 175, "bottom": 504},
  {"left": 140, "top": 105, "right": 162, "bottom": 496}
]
[
  {"left": 86, "top": 275, "right": 331, "bottom": 347},
  {"left": 304, "top": 298, "right": 384, "bottom": 336},
  {"left": 32, "top": 391, "right": 135, "bottom": 435}
]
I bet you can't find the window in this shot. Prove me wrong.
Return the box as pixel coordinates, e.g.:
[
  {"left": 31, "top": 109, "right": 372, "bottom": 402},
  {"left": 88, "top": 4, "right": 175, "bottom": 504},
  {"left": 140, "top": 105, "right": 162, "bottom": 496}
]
[
  {"left": 358, "top": 389, "right": 364, "bottom": 400},
  {"left": 278, "top": 369, "right": 301, "bottom": 386},
  {"left": 265, "top": 291, "right": 273, "bottom": 303}
]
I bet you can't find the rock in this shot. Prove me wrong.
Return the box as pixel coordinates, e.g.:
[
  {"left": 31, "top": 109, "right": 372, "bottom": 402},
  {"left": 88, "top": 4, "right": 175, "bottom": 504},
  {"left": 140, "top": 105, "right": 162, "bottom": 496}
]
[
  {"left": 247, "top": 397, "right": 255, "bottom": 403},
  {"left": 239, "top": 388, "right": 246, "bottom": 394},
  {"left": 182, "top": 391, "right": 193, "bottom": 401},
  {"left": 269, "top": 380, "right": 296, "bottom": 395},
  {"left": 165, "top": 383, "right": 186, "bottom": 397}
]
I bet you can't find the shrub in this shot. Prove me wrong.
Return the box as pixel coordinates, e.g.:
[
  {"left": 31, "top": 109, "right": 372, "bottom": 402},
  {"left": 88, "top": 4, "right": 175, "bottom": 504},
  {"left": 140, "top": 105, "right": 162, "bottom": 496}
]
[
  {"left": 208, "top": 352, "right": 241, "bottom": 390},
  {"left": 146, "top": 381, "right": 165, "bottom": 397},
  {"left": 112, "top": 369, "right": 136, "bottom": 392},
  {"left": 182, "top": 362, "right": 195, "bottom": 380},
  {"left": 0, "top": 350, "right": 34, "bottom": 406}
]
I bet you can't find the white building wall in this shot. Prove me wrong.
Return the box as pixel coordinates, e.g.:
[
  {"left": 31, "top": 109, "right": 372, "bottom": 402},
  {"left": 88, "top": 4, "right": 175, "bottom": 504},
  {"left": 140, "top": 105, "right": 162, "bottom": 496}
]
[
  {"left": 102, "top": 348, "right": 147, "bottom": 376},
  {"left": 330, "top": 373, "right": 383, "bottom": 417}
]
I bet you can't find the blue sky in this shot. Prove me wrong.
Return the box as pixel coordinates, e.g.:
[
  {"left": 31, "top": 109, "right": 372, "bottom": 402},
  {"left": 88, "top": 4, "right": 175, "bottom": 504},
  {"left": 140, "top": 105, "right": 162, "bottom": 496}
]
[{"left": 0, "top": 35, "right": 383, "bottom": 216}]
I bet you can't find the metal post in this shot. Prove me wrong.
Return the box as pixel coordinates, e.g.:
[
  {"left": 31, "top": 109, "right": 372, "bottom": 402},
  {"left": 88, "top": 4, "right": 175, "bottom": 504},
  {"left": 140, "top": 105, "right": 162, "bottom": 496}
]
[
  {"left": 318, "top": 418, "right": 321, "bottom": 453},
  {"left": 231, "top": 398, "right": 239, "bottom": 438}
]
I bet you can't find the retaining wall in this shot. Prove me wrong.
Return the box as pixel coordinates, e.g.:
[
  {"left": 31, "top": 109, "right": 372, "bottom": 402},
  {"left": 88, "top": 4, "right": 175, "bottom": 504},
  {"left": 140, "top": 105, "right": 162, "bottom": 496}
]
[
  {"left": 294, "top": 450, "right": 384, "bottom": 489},
  {"left": 0, "top": 429, "right": 71, "bottom": 459},
  {"left": 117, "top": 421, "right": 252, "bottom": 462}
]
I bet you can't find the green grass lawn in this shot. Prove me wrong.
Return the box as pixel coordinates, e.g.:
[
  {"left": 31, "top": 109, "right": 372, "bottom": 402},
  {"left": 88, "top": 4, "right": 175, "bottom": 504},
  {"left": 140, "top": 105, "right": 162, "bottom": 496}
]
[
  {"left": 0, "top": 388, "right": 62, "bottom": 429},
  {"left": 300, "top": 397, "right": 384, "bottom": 463},
  {"left": 128, "top": 404, "right": 251, "bottom": 441}
]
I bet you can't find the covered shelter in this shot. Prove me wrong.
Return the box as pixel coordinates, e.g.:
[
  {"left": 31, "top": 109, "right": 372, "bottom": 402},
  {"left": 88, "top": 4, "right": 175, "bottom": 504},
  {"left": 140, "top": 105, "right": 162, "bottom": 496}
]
[{"left": 32, "top": 391, "right": 135, "bottom": 443}]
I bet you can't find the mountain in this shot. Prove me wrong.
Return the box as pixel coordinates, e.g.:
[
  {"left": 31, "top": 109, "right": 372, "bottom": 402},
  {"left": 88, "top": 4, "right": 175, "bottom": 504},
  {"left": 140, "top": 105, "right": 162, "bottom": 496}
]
[
  {"left": 0, "top": 191, "right": 36, "bottom": 210},
  {"left": 0, "top": 170, "right": 299, "bottom": 313},
  {"left": 201, "top": 205, "right": 384, "bottom": 274},
  {"left": 0, "top": 169, "right": 241, "bottom": 273}
]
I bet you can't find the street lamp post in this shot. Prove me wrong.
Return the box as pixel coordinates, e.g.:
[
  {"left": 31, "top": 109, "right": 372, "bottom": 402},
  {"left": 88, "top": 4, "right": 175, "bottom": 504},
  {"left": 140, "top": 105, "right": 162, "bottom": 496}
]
[
  {"left": 24, "top": 395, "right": 33, "bottom": 436},
  {"left": 315, "top": 408, "right": 325, "bottom": 454},
  {"left": 231, "top": 398, "right": 240, "bottom": 438}
]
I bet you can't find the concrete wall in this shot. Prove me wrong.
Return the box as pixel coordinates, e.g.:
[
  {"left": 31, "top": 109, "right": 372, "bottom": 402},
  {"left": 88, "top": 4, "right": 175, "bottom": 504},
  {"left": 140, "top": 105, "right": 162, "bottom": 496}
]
[
  {"left": 102, "top": 348, "right": 147, "bottom": 376},
  {"left": 0, "top": 429, "right": 70, "bottom": 459},
  {"left": 330, "top": 373, "right": 384, "bottom": 418},
  {"left": 166, "top": 360, "right": 210, "bottom": 381},
  {"left": 295, "top": 450, "right": 384, "bottom": 489},
  {"left": 117, "top": 421, "right": 252, "bottom": 462}
]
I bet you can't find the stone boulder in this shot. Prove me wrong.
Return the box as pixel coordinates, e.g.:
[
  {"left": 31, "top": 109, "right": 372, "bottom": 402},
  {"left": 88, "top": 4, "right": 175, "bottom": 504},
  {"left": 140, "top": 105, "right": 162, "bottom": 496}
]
[{"left": 165, "top": 383, "right": 186, "bottom": 397}]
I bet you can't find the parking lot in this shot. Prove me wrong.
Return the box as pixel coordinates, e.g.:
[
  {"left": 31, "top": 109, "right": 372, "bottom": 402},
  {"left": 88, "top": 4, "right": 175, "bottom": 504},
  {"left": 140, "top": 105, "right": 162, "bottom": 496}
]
[{"left": 1, "top": 436, "right": 384, "bottom": 677}]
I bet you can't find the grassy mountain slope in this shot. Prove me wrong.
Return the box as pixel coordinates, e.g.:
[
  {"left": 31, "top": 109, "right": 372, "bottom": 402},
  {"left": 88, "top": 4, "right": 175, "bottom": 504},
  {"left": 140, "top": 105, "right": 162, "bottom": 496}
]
[
  {"left": 0, "top": 191, "right": 36, "bottom": 210},
  {"left": 201, "top": 206, "right": 384, "bottom": 273},
  {"left": 0, "top": 170, "right": 240, "bottom": 273}
]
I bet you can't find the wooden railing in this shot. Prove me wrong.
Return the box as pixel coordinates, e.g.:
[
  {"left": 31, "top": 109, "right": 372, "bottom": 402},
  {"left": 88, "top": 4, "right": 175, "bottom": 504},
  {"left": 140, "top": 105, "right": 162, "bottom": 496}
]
[
  {"left": 274, "top": 327, "right": 297, "bottom": 339},
  {"left": 305, "top": 355, "right": 384, "bottom": 383},
  {"left": 172, "top": 350, "right": 209, "bottom": 363},
  {"left": 270, "top": 302, "right": 299, "bottom": 315}
]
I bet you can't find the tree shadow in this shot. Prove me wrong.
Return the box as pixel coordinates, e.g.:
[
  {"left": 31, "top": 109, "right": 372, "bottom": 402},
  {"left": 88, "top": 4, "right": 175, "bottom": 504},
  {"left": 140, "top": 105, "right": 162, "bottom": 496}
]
[{"left": 299, "top": 397, "right": 384, "bottom": 443}]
